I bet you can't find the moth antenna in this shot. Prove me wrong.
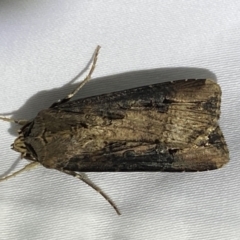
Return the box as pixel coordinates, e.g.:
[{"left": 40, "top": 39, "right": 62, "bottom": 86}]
[
  {"left": 0, "top": 162, "right": 40, "bottom": 182},
  {"left": 50, "top": 45, "right": 101, "bottom": 108},
  {"left": 62, "top": 170, "right": 121, "bottom": 215},
  {"left": 0, "top": 116, "right": 28, "bottom": 126}
]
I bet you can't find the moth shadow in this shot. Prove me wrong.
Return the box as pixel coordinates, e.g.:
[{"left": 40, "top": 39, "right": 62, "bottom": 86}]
[{"left": 3, "top": 66, "right": 216, "bottom": 136}]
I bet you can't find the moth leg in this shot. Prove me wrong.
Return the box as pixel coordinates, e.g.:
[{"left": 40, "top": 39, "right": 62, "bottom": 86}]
[
  {"left": 0, "top": 162, "right": 40, "bottom": 183},
  {"left": 0, "top": 116, "right": 29, "bottom": 126},
  {"left": 50, "top": 45, "right": 101, "bottom": 108},
  {"left": 62, "top": 170, "right": 121, "bottom": 215}
]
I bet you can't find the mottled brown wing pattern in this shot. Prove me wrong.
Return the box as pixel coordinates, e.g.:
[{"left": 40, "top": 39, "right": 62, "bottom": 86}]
[{"left": 23, "top": 79, "right": 229, "bottom": 171}]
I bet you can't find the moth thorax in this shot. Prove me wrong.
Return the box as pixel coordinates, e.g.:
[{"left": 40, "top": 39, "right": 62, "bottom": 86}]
[{"left": 12, "top": 134, "right": 27, "bottom": 158}]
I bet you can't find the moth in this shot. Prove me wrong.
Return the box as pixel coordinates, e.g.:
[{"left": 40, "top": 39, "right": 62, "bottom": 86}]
[{"left": 0, "top": 46, "right": 229, "bottom": 215}]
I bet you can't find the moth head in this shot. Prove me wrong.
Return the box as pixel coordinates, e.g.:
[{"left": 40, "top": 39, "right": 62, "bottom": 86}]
[{"left": 11, "top": 133, "right": 28, "bottom": 159}]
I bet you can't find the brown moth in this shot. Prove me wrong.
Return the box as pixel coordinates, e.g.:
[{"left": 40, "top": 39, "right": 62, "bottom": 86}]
[{"left": 0, "top": 46, "right": 229, "bottom": 215}]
